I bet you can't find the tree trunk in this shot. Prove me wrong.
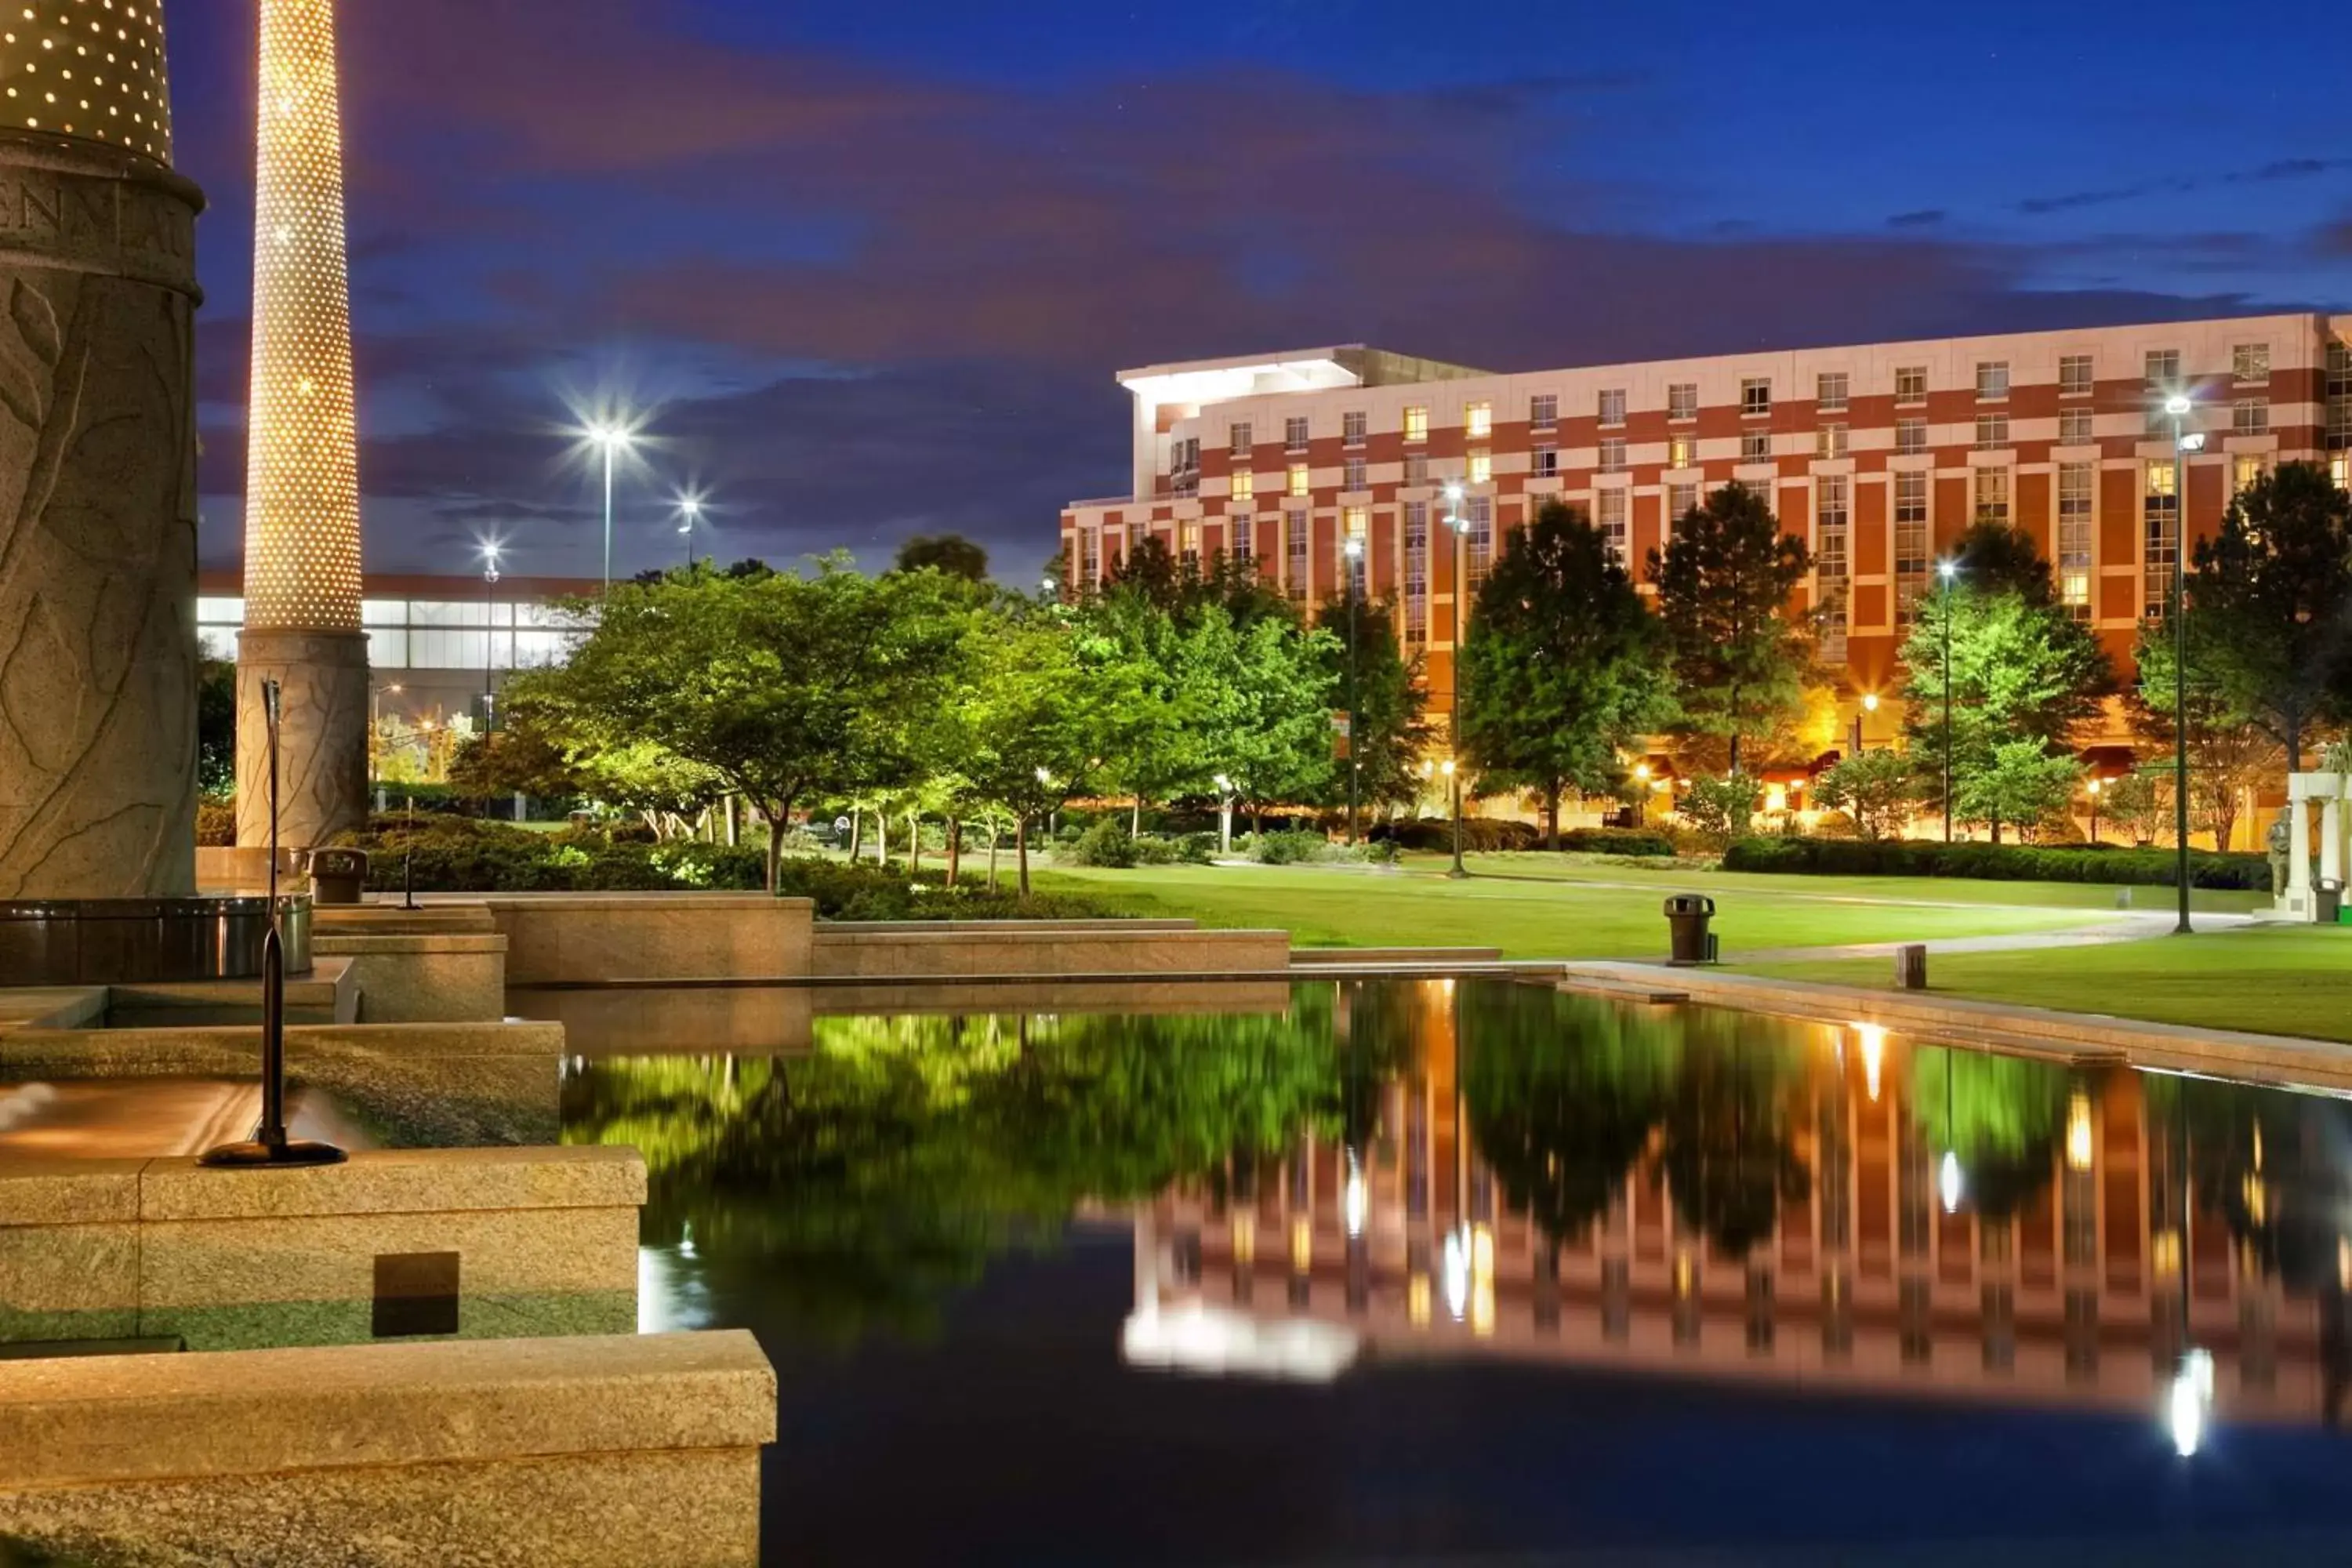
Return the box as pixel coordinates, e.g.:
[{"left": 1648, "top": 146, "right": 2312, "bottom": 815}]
[
  {"left": 1545, "top": 786, "right": 1560, "bottom": 851},
  {"left": 946, "top": 818, "right": 962, "bottom": 887},
  {"left": 2288, "top": 717, "right": 2303, "bottom": 775},
  {"left": 763, "top": 805, "right": 786, "bottom": 894},
  {"left": 1251, "top": 802, "right": 1264, "bottom": 837},
  {"left": 986, "top": 822, "right": 1000, "bottom": 891},
  {"left": 908, "top": 811, "right": 922, "bottom": 875},
  {"left": 1132, "top": 796, "right": 1143, "bottom": 837},
  {"left": 848, "top": 808, "right": 862, "bottom": 860},
  {"left": 1016, "top": 815, "right": 1031, "bottom": 897}
]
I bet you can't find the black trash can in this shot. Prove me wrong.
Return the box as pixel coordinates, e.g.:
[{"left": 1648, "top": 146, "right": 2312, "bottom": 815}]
[
  {"left": 309, "top": 847, "right": 370, "bottom": 906},
  {"left": 2319, "top": 877, "right": 2343, "bottom": 924},
  {"left": 1664, "top": 894, "right": 1716, "bottom": 966}
]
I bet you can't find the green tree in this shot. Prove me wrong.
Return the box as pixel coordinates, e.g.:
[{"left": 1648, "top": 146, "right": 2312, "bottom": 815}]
[
  {"left": 1648, "top": 482, "right": 1812, "bottom": 774},
  {"left": 198, "top": 659, "right": 237, "bottom": 798},
  {"left": 1316, "top": 590, "right": 1434, "bottom": 824},
  {"left": 1461, "top": 502, "right": 1672, "bottom": 847},
  {"left": 526, "top": 560, "right": 966, "bottom": 890},
  {"left": 1900, "top": 534, "right": 2111, "bottom": 839},
  {"left": 891, "top": 533, "right": 990, "bottom": 582},
  {"left": 2132, "top": 622, "right": 2281, "bottom": 851},
  {"left": 1955, "top": 740, "right": 2083, "bottom": 843},
  {"left": 1813, "top": 750, "right": 1915, "bottom": 840},
  {"left": 1182, "top": 603, "right": 1339, "bottom": 833},
  {"left": 1679, "top": 773, "right": 1760, "bottom": 850},
  {"left": 1951, "top": 514, "right": 2060, "bottom": 604},
  {"left": 2174, "top": 462, "right": 2352, "bottom": 771}
]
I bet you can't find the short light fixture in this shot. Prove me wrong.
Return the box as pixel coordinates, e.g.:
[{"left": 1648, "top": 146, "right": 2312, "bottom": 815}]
[{"left": 1862, "top": 692, "right": 1880, "bottom": 713}]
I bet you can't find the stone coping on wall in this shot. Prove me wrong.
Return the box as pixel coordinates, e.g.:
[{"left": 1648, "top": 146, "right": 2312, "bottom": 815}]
[
  {"left": 1, "top": 1146, "right": 644, "bottom": 1225},
  {"left": 1558, "top": 962, "right": 2352, "bottom": 1091},
  {"left": 808, "top": 925, "right": 1291, "bottom": 979},
  {"left": 0, "top": 1019, "right": 564, "bottom": 1075},
  {"left": 0, "top": 1328, "right": 775, "bottom": 1491}
]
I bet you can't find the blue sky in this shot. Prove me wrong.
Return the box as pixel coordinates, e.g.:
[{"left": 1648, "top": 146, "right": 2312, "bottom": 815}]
[{"left": 168, "top": 0, "right": 2351, "bottom": 585}]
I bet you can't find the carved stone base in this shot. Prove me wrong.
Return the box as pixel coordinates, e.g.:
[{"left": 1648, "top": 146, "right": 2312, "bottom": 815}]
[
  {"left": 237, "top": 630, "right": 371, "bottom": 851},
  {"left": 0, "top": 134, "right": 205, "bottom": 899}
]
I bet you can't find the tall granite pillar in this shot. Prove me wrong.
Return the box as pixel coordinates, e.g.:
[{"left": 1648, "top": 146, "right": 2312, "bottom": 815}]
[
  {"left": 236, "top": 0, "right": 368, "bottom": 852},
  {"left": 0, "top": 32, "right": 204, "bottom": 900}
]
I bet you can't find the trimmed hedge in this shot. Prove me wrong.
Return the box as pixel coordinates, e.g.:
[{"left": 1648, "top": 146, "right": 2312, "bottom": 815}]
[
  {"left": 1722, "top": 836, "right": 2272, "bottom": 891},
  {"left": 1559, "top": 828, "right": 1676, "bottom": 858}
]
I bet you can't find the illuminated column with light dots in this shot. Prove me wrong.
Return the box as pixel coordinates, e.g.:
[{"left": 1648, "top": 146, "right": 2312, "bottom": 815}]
[
  {"left": 0, "top": 4, "right": 205, "bottom": 899},
  {"left": 236, "top": 0, "right": 368, "bottom": 852}
]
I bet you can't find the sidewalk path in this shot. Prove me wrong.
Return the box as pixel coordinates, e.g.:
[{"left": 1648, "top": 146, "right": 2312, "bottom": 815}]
[{"left": 1730, "top": 910, "right": 2256, "bottom": 964}]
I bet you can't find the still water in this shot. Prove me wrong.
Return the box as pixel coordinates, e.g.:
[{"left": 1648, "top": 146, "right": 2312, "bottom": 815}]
[{"left": 555, "top": 979, "right": 2352, "bottom": 1566}]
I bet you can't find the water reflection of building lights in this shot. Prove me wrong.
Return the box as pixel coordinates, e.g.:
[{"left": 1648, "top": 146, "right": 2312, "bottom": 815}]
[
  {"left": 2170, "top": 1348, "right": 2216, "bottom": 1457},
  {"left": 1853, "top": 1023, "right": 1885, "bottom": 1102},
  {"left": 1442, "top": 1229, "right": 1470, "bottom": 1321},
  {"left": 1407, "top": 1272, "right": 1432, "bottom": 1327},
  {"left": 1343, "top": 1154, "right": 1367, "bottom": 1239},
  {"left": 2066, "top": 1088, "right": 2095, "bottom": 1171},
  {"left": 1290, "top": 1214, "right": 1313, "bottom": 1273},
  {"left": 1939, "top": 1150, "right": 1964, "bottom": 1214},
  {"left": 1230, "top": 1210, "right": 1255, "bottom": 1265},
  {"left": 1470, "top": 1223, "right": 1496, "bottom": 1337}
]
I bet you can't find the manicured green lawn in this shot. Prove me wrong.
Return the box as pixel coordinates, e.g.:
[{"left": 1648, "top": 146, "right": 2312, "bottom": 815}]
[
  {"left": 1031, "top": 862, "right": 2107, "bottom": 961},
  {"left": 1401, "top": 851, "right": 2270, "bottom": 915},
  {"left": 1743, "top": 925, "right": 2352, "bottom": 1043}
]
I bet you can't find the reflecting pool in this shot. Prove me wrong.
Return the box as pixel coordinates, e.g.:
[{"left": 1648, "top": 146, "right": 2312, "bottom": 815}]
[{"left": 556, "top": 978, "right": 2352, "bottom": 1565}]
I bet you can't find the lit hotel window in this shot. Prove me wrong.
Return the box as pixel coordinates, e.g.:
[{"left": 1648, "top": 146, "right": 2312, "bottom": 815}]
[
  {"left": 1230, "top": 470, "right": 1254, "bottom": 501},
  {"left": 1817, "top": 372, "right": 1849, "bottom": 412},
  {"left": 2059, "top": 463, "right": 2092, "bottom": 621},
  {"left": 1975, "top": 465, "right": 2010, "bottom": 523},
  {"left": 1817, "top": 423, "right": 1848, "bottom": 459},
  {"left": 2234, "top": 453, "right": 2266, "bottom": 495},
  {"left": 1287, "top": 463, "right": 1310, "bottom": 498},
  {"left": 1403, "top": 405, "right": 1428, "bottom": 443},
  {"left": 1668, "top": 434, "right": 1696, "bottom": 469},
  {"left": 1465, "top": 401, "right": 1493, "bottom": 439},
  {"left": 1468, "top": 449, "right": 1492, "bottom": 485}
]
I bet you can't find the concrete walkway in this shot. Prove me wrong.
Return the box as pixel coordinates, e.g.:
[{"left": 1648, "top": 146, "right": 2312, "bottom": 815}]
[{"left": 1730, "top": 909, "right": 2257, "bottom": 964}]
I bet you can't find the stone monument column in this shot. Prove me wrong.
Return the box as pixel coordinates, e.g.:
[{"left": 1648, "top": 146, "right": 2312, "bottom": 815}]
[
  {"left": 0, "top": 16, "right": 204, "bottom": 900},
  {"left": 236, "top": 0, "right": 368, "bottom": 851}
]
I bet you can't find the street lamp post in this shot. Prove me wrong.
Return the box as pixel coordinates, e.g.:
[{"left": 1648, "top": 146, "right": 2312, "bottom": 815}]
[
  {"left": 1443, "top": 481, "right": 1470, "bottom": 879},
  {"left": 2086, "top": 778, "right": 2103, "bottom": 845},
  {"left": 481, "top": 543, "right": 502, "bottom": 733},
  {"left": 1343, "top": 534, "right": 1364, "bottom": 844},
  {"left": 1938, "top": 560, "right": 1958, "bottom": 842},
  {"left": 1853, "top": 691, "right": 1878, "bottom": 757},
  {"left": 1214, "top": 772, "right": 1235, "bottom": 857},
  {"left": 589, "top": 423, "right": 635, "bottom": 597},
  {"left": 2166, "top": 394, "right": 2200, "bottom": 936},
  {"left": 675, "top": 495, "right": 702, "bottom": 572}
]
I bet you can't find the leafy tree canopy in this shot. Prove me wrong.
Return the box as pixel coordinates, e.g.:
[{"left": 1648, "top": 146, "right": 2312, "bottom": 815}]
[{"left": 1647, "top": 482, "right": 1812, "bottom": 774}]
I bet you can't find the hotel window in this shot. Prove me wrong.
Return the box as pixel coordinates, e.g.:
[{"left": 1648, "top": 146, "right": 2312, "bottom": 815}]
[
  {"left": 1285, "top": 416, "right": 1311, "bottom": 452},
  {"left": 1403, "top": 503, "right": 1429, "bottom": 645},
  {"left": 1741, "top": 377, "right": 1772, "bottom": 417},
  {"left": 1343, "top": 456, "right": 1367, "bottom": 492},
  {"left": 1896, "top": 417, "right": 1927, "bottom": 456},
  {"left": 1975, "top": 413, "right": 2009, "bottom": 451},
  {"left": 1530, "top": 394, "right": 1558, "bottom": 429},
  {"left": 2059, "top": 354, "right": 2094, "bottom": 397},
  {"left": 2143, "top": 459, "right": 2179, "bottom": 620},
  {"left": 1171, "top": 436, "right": 1200, "bottom": 495},
  {"left": 1534, "top": 443, "right": 1559, "bottom": 478},
  {"left": 1668, "top": 482, "right": 1699, "bottom": 526},
  {"left": 1895, "top": 472, "right": 1929, "bottom": 622},
  {"left": 1230, "top": 470, "right": 1254, "bottom": 501},
  {"left": 1465, "top": 401, "right": 1493, "bottom": 439},
  {"left": 1744, "top": 477, "right": 1774, "bottom": 512},
  {"left": 1599, "top": 387, "right": 1627, "bottom": 426},
  {"left": 1975, "top": 465, "right": 2010, "bottom": 523},
  {"left": 1817, "top": 372, "right": 1849, "bottom": 412},
  {"left": 1816, "top": 475, "right": 1850, "bottom": 663},
  {"left": 1404, "top": 452, "right": 1429, "bottom": 487},
  {"left": 1896, "top": 365, "right": 1927, "bottom": 404},
  {"left": 1468, "top": 449, "right": 1492, "bottom": 485},
  {"left": 2234, "top": 453, "right": 2267, "bottom": 496},
  {"left": 2234, "top": 342, "right": 2270, "bottom": 383},
  {"left": 1976, "top": 361, "right": 2009, "bottom": 400},
  {"left": 1080, "top": 528, "right": 1101, "bottom": 582},
  {"left": 1668, "top": 382, "right": 1698, "bottom": 422},
  {"left": 1231, "top": 515, "right": 1254, "bottom": 563},
  {"left": 1287, "top": 463, "right": 1310, "bottom": 498},
  {"left": 1598, "top": 437, "right": 1628, "bottom": 473},
  {"left": 1286, "top": 510, "right": 1309, "bottom": 600},
  {"left": 2145, "top": 348, "right": 2180, "bottom": 388},
  {"left": 2329, "top": 340, "right": 2352, "bottom": 456},
  {"left": 1817, "top": 423, "right": 1848, "bottom": 459},
  {"left": 1668, "top": 434, "right": 1697, "bottom": 469},
  {"left": 1466, "top": 496, "right": 1494, "bottom": 587},
  {"left": 1597, "top": 488, "right": 1628, "bottom": 560},
  {"left": 1402, "top": 405, "right": 1428, "bottom": 444},
  {"left": 2059, "top": 407, "right": 2094, "bottom": 445},
  {"left": 1343, "top": 410, "right": 1367, "bottom": 448},
  {"left": 1344, "top": 507, "right": 1370, "bottom": 594},
  {"left": 1740, "top": 430, "right": 1772, "bottom": 463},
  {"left": 2334, "top": 453, "right": 2349, "bottom": 490},
  {"left": 1180, "top": 523, "right": 1201, "bottom": 565},
  {"left": 2234, "top": 397, "right": 2268, "bottom": 435},
  {"left": 2058, "top": 463, "right": 2093, "bottom": 620},
  {"left": 1229, "top": 422, "right": 1251, "bottom": 458}
]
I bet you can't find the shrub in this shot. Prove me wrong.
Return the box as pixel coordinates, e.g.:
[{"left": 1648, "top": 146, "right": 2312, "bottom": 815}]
[
  {"left": 195, "top": 799, "right": 236, "bottom": 847},
  {"left": 1721, "top": 836, "right": 2270, "bottom": 890},
  {"left": 1373, "top": 817, "right": 1542, "bottom": 853},
  {"left": 1679, "top": 775, "right": 1761, "bottom": 850},
  {"left": 1557, "top": 827, "right": 1676, "bottom": 858},
  {"left": 1063, "top": 818, "right": 1138, "bottom": 867}
]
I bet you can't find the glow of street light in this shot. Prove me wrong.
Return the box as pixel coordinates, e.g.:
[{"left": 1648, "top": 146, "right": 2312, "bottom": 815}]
[
  {"left": 1862, "top": 692, "right": 1880, "bottom": 713},
  {"left": 1343, "top": 536, "right": 1364, "bottom": 560},
  {"left": 2164, "top": 394, "right": 2193, "bottom": 418},
  {"left": 1443, "top": 481, "right": 1465, "bottom": 502},
  {"left": 1937, "top": 560, "right": 1957, "bottom": 582}
]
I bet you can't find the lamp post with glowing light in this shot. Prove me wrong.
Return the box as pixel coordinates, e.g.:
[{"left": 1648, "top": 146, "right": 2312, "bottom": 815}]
[
  {"left": 2085, "top": 777, "right": 2103, "bottom": 845},
  {"left": 1852, "top": 691, "right": 1878, "bottom": 757},
  {"left": 480, "top": 543, "right": 502, "bottom": 733},
  {"left": 1443, "top": 481, "right": 1471, "bottom": 879},
  {"left": 1343, "top": 534, "right": 1364, "bottom": 844},
  {"left": 1633, "top": 762, "right": 1651, "bottom": 827},
  {"left": 2166, "top": 393, "right": 2200, "bottom": 936},
  {"left": 1938, "top": 559, "right": 1958, "bottom": 842},
  {"left": 1214, "top": 773, "right": 1236, "bottom": 857},
  {"left": 588, "top": 423, "right": 636, "bottom": 597},
  {"left": 675, "top": 494, "right": 703, "bottom": 573}
]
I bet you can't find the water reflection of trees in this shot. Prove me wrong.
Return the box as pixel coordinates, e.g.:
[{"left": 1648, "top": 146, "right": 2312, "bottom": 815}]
[
  {"left": 1908, "top": 1046, "right": 2067, "bottom": 1219},
  {"left": 563, "top": 991, "right": 1402, "bottom": 1338}
]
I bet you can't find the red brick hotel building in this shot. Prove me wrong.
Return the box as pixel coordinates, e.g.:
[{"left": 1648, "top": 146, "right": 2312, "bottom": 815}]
[{"left": 1058, "top": 314, "right": 2352, "bottom": 718}]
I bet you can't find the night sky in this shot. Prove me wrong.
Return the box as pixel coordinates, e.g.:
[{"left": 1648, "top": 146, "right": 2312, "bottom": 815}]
[{"left": 169, "top": 0, "right": 2352, "bottom": 587}]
